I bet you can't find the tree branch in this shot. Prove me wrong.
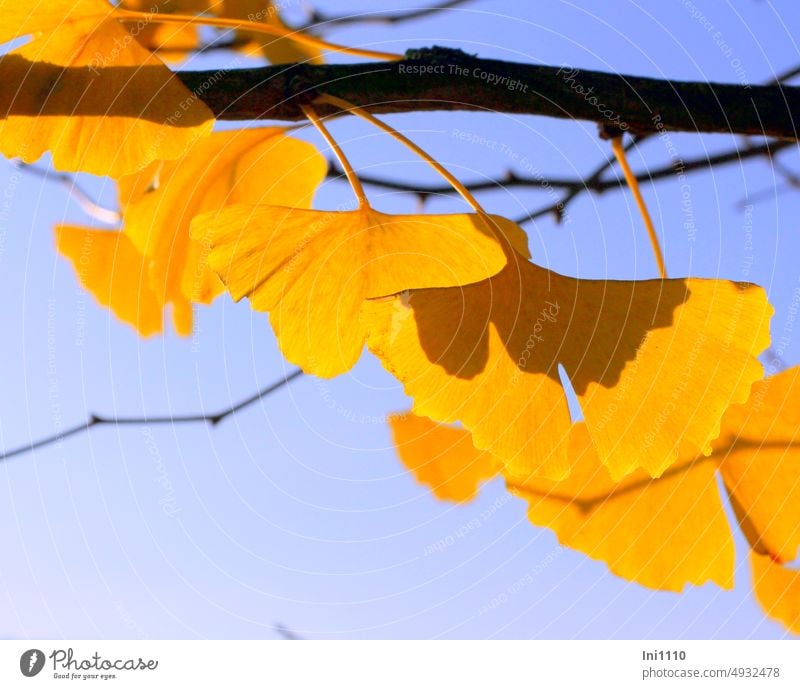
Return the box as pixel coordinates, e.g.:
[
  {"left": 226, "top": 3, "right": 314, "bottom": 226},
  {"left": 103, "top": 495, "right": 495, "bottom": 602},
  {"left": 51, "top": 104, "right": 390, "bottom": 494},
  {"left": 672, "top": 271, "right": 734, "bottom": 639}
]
[
  {"left": 180, "top": 47, "right": 800, "bottom": 138},
  {"left": 335, "top": 139, "right": 791, "bottom": 198},
  {"left": 0, "top": 369, "right": 304, "bottom": 461},
  {"left": 515, "top": 137, "right": 791, "bottom": 224}
]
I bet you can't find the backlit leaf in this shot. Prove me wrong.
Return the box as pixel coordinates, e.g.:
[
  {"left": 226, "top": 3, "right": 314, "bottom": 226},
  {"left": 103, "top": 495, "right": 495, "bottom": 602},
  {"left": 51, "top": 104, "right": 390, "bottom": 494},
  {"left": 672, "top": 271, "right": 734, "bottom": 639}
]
[
  {"left": 717, "top": 367, "right": 800, "bottom": 563},
  {"left": 388, "top": 412, "right": 499, "bottom": 502},
  {"left": 387, "top": 368, "right": 800, "bottom": 614},
  {"left": 117, "top": 0, "right": 324, "bottom": 64},
  {"left": 193, "top": 209, "right": 527, "bottom": 377},
  {"left": 510, "top": 424, "right": 733, "bottom": 592},
  {"left": 0, "top": 0, "right": 214, "bottom": 176},
  {"left": 222, "top": 0, "right": 324, "bottom": 64},
  {"left": 55, "top": 226, "right": 163, "bottom": 335},
  {"left": 118, "top": 127, "right": 326, "bottom": 335},
  {"left": 0, "top": 0, "right": 112, "bottom": 44},
  {"left": 390, "top": 412, "right": 732, "bottom": 591},
  {"left": 365, "top": 246, "right": 770, "bottom": 479},
  {"left": 119, "top": 0, "right": 208, "bottom": 60},
  {"left": 751, "top": 553, "right": 800, "bottom": 634}
]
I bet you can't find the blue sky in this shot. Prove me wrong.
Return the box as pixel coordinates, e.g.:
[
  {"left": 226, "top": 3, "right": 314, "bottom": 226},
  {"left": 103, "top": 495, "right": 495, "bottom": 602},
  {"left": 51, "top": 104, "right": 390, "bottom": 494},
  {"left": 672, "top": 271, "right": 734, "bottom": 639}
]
[{"left": 0, "top": 0, "right": 799, "bottom": 639}]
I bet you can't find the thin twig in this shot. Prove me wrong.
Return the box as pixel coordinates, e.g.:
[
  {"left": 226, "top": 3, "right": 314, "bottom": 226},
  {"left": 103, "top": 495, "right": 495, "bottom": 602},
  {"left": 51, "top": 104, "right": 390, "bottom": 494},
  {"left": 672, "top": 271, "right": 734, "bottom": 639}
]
[
  {"left": 18, "top": 163, "right": 119, "bottom": 225},
  {"left": 302, "top": 0, "right": 473, "bottom": 30},
  {"left": 343, "top": 140, "right": 788, "bottom": 195},
  {"left": 333, "top": 139, "right": 791, "bottom": 223},
  {"left": 0, "top": 369, "right": 304, "bottom": 461}
]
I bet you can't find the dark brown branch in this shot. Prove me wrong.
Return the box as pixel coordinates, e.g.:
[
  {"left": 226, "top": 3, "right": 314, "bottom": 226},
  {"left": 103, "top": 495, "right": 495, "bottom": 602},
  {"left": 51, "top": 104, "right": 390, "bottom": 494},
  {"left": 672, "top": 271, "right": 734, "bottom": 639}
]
[
  {"left": 0, "top": 369, "right": 303, "bottom": 461},
  {"left": 179, "top": 47, "right": 800, "bottom": 138},
  {"left": 513, "top": 63, "right": 800, "bottom": 222}
]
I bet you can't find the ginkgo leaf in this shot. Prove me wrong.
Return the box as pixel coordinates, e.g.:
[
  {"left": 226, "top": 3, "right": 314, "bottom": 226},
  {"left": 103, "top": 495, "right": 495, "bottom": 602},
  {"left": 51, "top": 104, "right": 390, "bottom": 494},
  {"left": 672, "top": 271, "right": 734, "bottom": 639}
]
[
  {"left": 193, "top": 209, "right": 528, "bottom": 377},
  {"left": 120, "top": 0, "right": 208, "bottom": 59},
  {"left": 387, "top": 368, "right": 800, "bottom": 602},
  {"left": 389, "top": 411, "right": 732, "bottom": 591},
  {"left": 221, "top": 0, "right": 324, "bottom": 64},
  {"left": 510, "top": 424, "right": 733, "bottom": 591},
  {"left": 55, "top": 225, "right": 163, "bottom": 336},
  {"left": 388, "top": 412, "right": 499, "bottom": 502},
  {"left": 364, "top": 246, "right": 771, "bottom": 479},
  {"left": 116, "top": 0, "right": 322, "bottom": 64},
  {"left": 0, "top": 0, "right": 214, "bottom": 176},
  {"left": 118, "top": 127, "right": 326, "bottom": 335},
  {"left": 716, "top": 367, "right": 800, "bottom": 563},
  {"left": 751, "top": 552, "right": 800, "bottom": 634},
  {"left": 0, "top": 0, "right": 112, "bottom": 44}
]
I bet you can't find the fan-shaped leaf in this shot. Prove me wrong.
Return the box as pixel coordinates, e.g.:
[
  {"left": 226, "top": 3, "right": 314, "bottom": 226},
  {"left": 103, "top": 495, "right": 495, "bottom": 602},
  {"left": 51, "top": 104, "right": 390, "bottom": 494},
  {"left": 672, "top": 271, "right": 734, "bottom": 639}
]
[
  {"left": 365, "top": 246, "right": 770, "bottom": 479},
  {"left": 389, "top": 412, "right": 499, "bottom": 502},
  {"left": 119, "top": 127, "right": 326, "bottom": 335},
  {"left": 0, "top": 0, "right": 214, "bottom": 176},
  {"left": 751, "top": 553, "right": 800, "bottom": 634},
  {"left": 194, "top": 209, "right": 526, "bottom": 377},
  {"left": 55, "top": 226, "right": 163, "bottom": 335}
]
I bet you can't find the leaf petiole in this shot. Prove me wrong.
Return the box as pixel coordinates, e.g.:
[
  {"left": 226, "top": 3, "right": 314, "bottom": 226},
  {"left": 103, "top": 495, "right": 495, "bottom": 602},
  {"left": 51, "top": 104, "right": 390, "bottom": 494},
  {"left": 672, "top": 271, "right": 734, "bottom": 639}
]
[
  {"left": 611, "top": 136, "right": 667, "bottom": 279},
  {"left": 301, "top": 104, "right": 370, "bottom": 209},
  {"left": 317, "top": 93, "right": 485, "bottom": 214}
]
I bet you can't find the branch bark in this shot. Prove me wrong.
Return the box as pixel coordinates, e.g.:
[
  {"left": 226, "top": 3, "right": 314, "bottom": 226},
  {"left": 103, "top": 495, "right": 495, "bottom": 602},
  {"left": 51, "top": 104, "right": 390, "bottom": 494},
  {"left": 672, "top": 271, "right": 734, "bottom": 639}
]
[{"left": 178, "top": 47, "right": 800, "bottom": 138}]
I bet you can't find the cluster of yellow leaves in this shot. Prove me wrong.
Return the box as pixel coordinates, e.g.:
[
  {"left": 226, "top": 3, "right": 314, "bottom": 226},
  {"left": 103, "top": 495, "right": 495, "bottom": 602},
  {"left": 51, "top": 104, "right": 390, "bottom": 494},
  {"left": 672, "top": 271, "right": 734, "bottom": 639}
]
[
  {"left": 56, "top": 126, "right": 326, "bottom": 334},
  {"left": 6, "top": 0, "right": 788, "bottom": 635},
  {"left": 0, "top": 0, "right": 320, "bottom": 177},
  {"left": 366, "top": 244, "right": 771, "bottom": 481},
  {"left": 193, "top": 209, "right": 527, "bottom": 376},
  {"left": 389, "top": 366, "right": 800, "bottom": 633},
  {"left": 0, "top": 0, "right": 214, "bottom": 176}
]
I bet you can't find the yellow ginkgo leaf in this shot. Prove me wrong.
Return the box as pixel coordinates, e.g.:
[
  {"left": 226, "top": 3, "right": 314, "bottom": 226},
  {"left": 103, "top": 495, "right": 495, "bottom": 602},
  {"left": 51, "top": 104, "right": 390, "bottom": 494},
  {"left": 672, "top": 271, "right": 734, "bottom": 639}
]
[
  {"left": 751, "top": 552, "right": 800, "bottom": 634},
  {"left": 717, "top": 367, "right": 800, "bottom": 563},
  {"left": 389, "top": 411, "right": 732, "bottom": 591},
  {"left": 519, "top": 369, "right": 799, "bottom": 593},
  {"left": 193, "top": 209, "right": 527, "bottom": 377},
  {"left": 510, "top": 424, "right": 733, "bottom": 592},
  {"left": 365, "top": 246, "right": 770, "bottom": 479},
  {"left": 0, "top": 0, "right": 112, "bottom": 44},
  {"left": 0, "top": 0, "right": 214, "bottom": 176},
  {"left": 116, "top": 0, "right": 321, "bottom": 64},
  {"left": 118, "top": 127, "right": 326, "bottom": 336},
  {"left": 388, "top": 412, "right": 499, "bottom": 502},
  {"left": 220, "top": 0, "right": 324, "bottom": 64},
  {"left": 120, "top": 0, "right": 208, "bottom": 60},
  {"left": 387, "top": 368, "right": 800, "bottom": 604},
  {"left": 55, "top": 226, "right": 163, "bottom": 336}
]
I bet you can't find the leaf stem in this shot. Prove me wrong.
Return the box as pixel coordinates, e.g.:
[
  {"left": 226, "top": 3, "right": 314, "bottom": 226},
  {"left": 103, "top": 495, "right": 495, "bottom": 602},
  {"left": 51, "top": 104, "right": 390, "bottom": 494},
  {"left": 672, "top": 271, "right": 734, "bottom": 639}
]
[
  {"left": 611, "top": 136, "right": 667, "bottom": 279},
  {"left": 318, "top": 93, "right": 484, "bottom": 213},
  {"left": 115, "top": 9, "right": 401, "bottom": 61},
  {"left": 301, "top": 104, "right": 370, "bottom": 209}
]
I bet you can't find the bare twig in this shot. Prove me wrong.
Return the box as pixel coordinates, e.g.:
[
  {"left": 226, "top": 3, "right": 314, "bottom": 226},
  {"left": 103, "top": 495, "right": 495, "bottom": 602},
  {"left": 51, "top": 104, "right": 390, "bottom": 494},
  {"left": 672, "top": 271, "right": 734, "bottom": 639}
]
[
  {"left": 302, "top": 0, "right": 473, "bottom": 30},
  {"left": 0, "top": 369, "right": 304, "bottom": 461},
  {"left": 515, "top": 138, "right": 793, "bottom": 224},
  {"left": 18, "top": 163, "right": 119, "bottom": 225},
  {"left": 333, "top": 137, "right": 791, "bottom": 223},
  {"left": 335, "top": 139, "right": 791, "bottom": 200}
]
